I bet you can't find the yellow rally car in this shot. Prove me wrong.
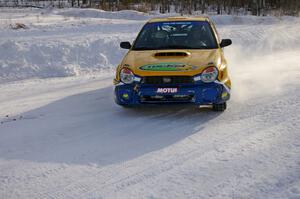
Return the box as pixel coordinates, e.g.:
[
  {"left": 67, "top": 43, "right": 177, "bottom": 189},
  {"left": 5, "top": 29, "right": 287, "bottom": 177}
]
[{"left": 113, "top": 16, "right": 232, "bottom": 111}]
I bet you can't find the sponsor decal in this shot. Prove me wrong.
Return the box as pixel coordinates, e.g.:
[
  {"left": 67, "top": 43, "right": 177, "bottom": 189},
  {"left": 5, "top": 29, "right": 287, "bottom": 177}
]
[
  {"left": 140, "top": 62, "right": 196, "bottom": 71},
  {"left": 162, "top": 22, "right": 192, "bottom": 25},
  {"left": 157, "top": 88, "right": 178, "bottom": 93}
]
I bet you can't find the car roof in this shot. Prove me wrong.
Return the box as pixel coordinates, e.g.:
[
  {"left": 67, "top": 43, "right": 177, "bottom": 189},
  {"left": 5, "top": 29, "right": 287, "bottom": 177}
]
[{"left": 147, "top": 16, "right": 210, "bottom": 23}]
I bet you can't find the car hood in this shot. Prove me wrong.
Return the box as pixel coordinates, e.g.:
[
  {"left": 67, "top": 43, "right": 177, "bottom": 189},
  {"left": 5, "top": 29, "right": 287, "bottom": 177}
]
[{"left": 121, "top": 49, "right": 223, "bottom": 76}]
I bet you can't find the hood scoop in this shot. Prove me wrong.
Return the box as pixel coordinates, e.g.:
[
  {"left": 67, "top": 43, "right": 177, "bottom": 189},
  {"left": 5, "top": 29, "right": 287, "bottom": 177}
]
[{"left": 154, "top": 52, "right": 190, "bottom": 57}]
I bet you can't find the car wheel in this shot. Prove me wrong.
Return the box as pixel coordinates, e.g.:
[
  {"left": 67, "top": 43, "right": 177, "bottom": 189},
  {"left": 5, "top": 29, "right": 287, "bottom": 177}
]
[{"left": 212, "top": 102, "right": 227, "bottom": 112}]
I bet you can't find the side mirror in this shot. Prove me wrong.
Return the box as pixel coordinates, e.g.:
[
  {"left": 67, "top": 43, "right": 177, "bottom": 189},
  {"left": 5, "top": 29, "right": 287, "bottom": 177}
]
[
  {"left": 220, "top": 39, "right": 232, "bottom": 48},
  {"left": 120, "top": 41, "right": 132, "bottom": 49}
]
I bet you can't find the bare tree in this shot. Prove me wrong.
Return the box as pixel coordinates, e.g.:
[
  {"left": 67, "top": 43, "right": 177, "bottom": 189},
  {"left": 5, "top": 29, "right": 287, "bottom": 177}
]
[{"left": 0, "top": 0, "right": 299, "bottom": 16}]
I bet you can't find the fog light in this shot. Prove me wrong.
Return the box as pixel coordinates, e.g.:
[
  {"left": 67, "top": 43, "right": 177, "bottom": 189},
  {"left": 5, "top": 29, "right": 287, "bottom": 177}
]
[
  {"left": 193, "top": 76, "right": 201, "bottom": 81},
  {"left": 122, "top": 93, "right": 129, "bottom": 99},
  {"left": 221, "top": 92, "right": 228, "bottom": 99}
]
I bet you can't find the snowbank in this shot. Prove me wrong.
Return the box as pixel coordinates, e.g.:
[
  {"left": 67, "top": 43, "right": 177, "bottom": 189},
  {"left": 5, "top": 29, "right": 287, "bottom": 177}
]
[
  {"left": 0, "top": 37, "right": 129, "bottom": 83},
  {"left": 210, "top": 14, "right": 300, "bottom": 25},
  {"left": 0, "top": 8, "right": 146, "bottom": 83},
  {"left": 54, "top": 8, "right": 150, "bottom": 20}
]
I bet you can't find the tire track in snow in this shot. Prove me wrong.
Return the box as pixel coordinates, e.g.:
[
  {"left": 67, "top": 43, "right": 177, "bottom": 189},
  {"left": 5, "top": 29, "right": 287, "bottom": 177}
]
[{"left": 40, "top": 91, "right": 300, "bottom": 199}]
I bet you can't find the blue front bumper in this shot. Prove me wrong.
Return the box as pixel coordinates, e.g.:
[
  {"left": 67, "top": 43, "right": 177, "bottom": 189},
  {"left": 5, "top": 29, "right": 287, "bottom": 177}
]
[{"left": 114, "top": 81, "right": 230, "bottom": 106}]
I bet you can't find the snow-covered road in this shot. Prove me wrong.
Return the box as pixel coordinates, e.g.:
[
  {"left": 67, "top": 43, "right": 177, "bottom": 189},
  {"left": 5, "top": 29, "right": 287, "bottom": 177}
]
[{"left": 0, "top": 8, "right": 300, "bottom": 199}]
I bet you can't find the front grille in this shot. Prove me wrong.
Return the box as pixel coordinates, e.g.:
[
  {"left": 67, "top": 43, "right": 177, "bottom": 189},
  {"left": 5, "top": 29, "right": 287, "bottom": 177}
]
[
  {"left": 142, "top": 76, "right": 194, "bottom": 85},
  {"left": 140, "top": 95, "right": 194, "bottom": 103}
]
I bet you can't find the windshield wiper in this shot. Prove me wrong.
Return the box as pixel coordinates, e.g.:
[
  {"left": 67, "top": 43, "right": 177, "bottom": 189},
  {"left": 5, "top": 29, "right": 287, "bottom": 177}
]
[{"left": 133, "top": 45, "right": 215, "bottom": 50}]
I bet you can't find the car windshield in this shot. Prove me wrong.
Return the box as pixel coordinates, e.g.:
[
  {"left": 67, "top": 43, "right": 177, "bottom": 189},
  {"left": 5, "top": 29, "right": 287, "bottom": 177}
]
[{"left": 132, "top": 21, "right": 218, "bottom": 50}]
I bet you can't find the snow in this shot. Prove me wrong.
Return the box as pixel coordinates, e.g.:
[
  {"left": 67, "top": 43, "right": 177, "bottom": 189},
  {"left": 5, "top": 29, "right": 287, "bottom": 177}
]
[
  {"left": 0, "top": 8, "right": 147, "bottom": 83},
  {"left": 0, "top": 8, "right": 300, "bottom": 199}
]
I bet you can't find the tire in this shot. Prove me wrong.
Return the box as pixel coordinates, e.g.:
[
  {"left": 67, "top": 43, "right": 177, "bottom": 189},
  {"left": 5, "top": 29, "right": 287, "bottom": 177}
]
[
  {"left": 119, "top": 104, "right": 134, "bottom": 108},
  {"left": 212, "top": 102, "right": 227, "bottom": 112}
]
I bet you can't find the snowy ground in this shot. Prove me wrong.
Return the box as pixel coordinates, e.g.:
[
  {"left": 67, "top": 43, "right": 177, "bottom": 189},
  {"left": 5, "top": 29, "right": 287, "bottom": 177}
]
[{"left": 0, "top": 8, "right": 300, "bottom": 199}]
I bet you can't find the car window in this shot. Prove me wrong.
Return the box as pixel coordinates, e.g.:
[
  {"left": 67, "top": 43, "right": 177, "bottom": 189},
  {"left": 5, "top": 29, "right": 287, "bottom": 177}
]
[{"left": 132, "top": 21, "right": 218, "bottom": 50}]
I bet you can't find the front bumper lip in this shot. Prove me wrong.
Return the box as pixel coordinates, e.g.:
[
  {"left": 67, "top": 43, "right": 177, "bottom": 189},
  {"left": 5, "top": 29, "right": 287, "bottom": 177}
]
[{"left": 114, "top": 81, "right": 230, "bottom": 106}]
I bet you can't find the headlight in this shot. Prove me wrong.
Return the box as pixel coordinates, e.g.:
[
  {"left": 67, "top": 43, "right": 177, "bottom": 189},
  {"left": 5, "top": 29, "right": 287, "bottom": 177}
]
[
  {"left": 201, "top": 66, "right": 218, "bottom": 83},
  {"left": 120, "top": 68, "right": 134, "bottom": 84}
]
